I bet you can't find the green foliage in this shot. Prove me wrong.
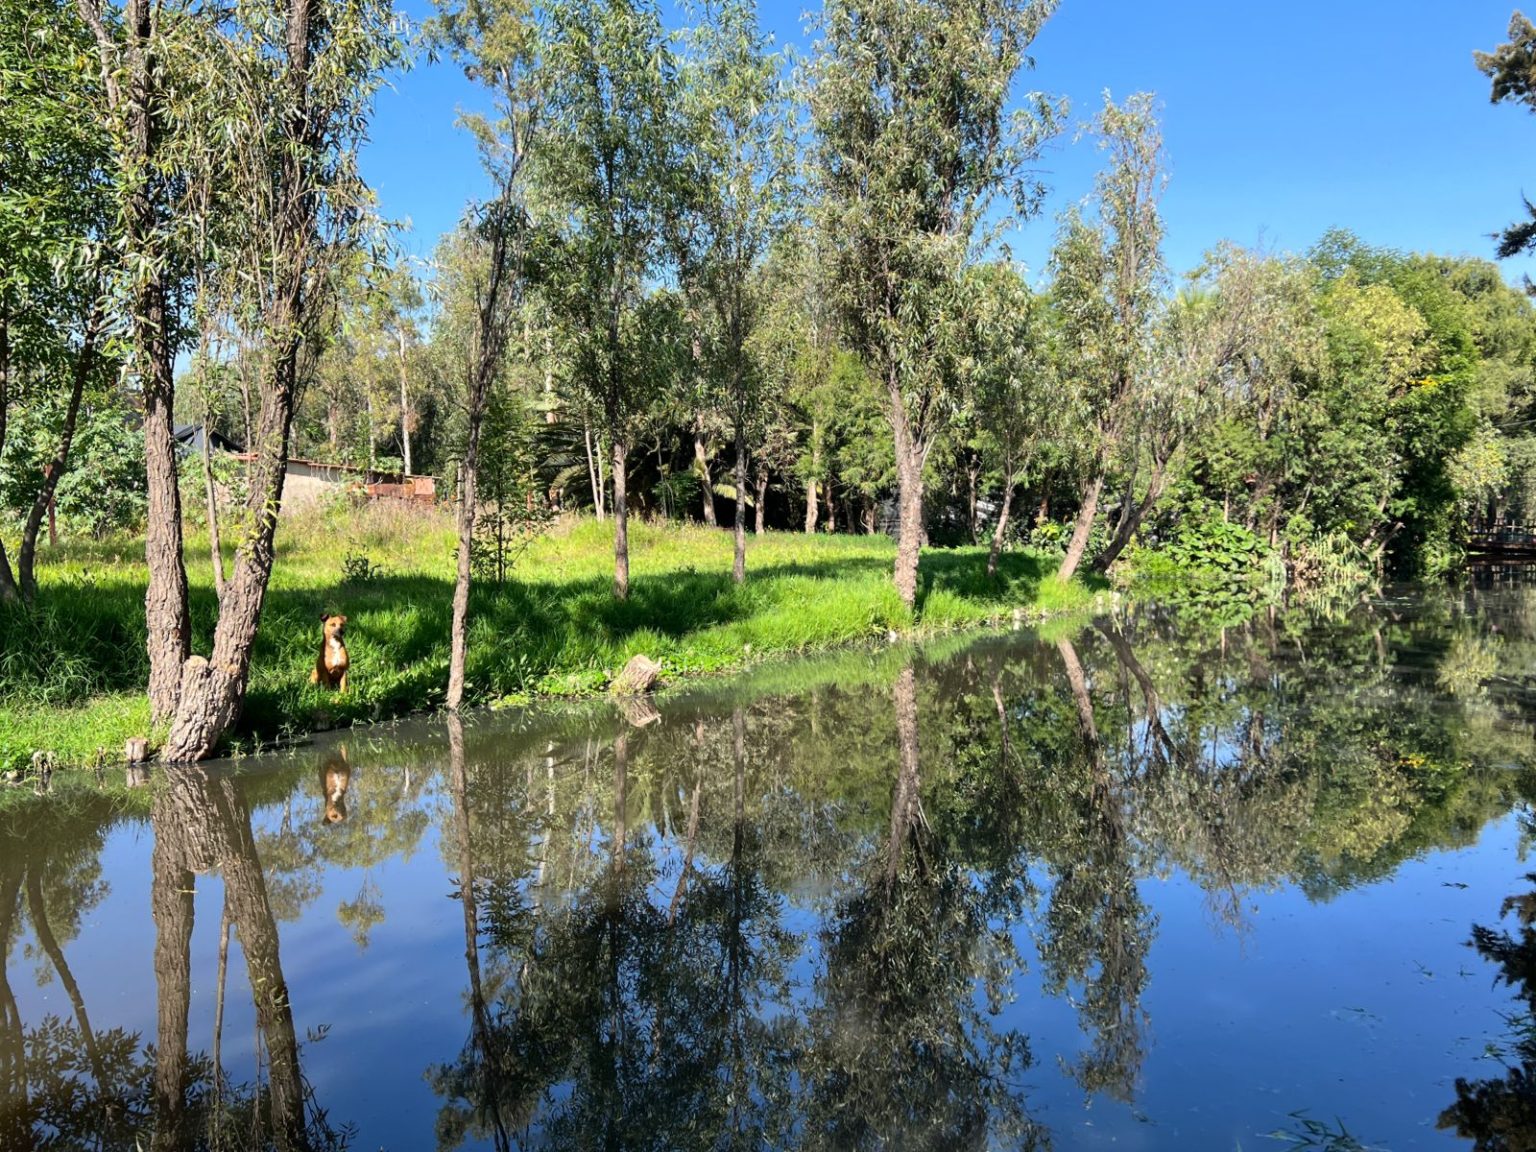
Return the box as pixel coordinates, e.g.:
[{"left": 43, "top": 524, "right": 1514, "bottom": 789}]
[{"left": 0, "top": 508, "right": 1094, "bottom": 766}]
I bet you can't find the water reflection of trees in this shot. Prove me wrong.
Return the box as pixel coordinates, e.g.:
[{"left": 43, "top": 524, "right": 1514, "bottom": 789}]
[
  {"left": 1439, "top": 864, "right": 1536, "bottom": 1148},
  {"left": 3, "top": 587, "right": 1533, "bottom": 1147},
  {"left": 0, "top": 766, "right": 351, "bottom": 1149},
  {"left": 423, "top": 596, "right": 1536, "bottom": 1146}
]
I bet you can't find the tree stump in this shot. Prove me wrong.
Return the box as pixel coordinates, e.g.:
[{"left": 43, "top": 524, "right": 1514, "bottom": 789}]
[
  {"left": 125, "top": 737, "right": 150, "bottom": 764},
  {"left": 610, "top": 654, "right": 661, "bottom": 696}
]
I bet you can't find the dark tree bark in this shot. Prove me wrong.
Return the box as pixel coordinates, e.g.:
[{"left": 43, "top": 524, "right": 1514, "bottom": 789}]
[
  {"left": 0, "top": 304, "right": 18, "bottom": 605},
  {"left": 18, "top": 301, "right": 103, "bottom": 601},
  {"left": 987, "top": 465, "right": 1018, "bottom": 578},
  {"left": 733, "top": 424, "right": 747, "bottom": 584},
  {"left": 613, "top": 439, "right": 630, "bottom": 599},
  {"left": 695, "top": 427, "right": 717, "bottom": 527},
  {"left": 201, "top": 405, "right": 226, "bottom": 603},
  {"left": 25, "top": 868, "right": 109, "bottom": 1096},
  {"left": 1092, "top": 459, "right": 1168, "bottom": 574},
  {"left": 0, "top": 865, "right": 26, "bottom": 1148}
]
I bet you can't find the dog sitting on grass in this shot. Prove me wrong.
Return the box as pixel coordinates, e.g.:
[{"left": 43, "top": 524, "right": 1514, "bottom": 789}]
[{"left": 311, "top": 613, "right": 350, "bottom": 692}]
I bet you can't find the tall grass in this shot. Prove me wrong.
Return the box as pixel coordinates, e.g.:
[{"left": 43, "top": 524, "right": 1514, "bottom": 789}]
[{"left": 0, "top": 503, "right": 1099, "bottom": 767}]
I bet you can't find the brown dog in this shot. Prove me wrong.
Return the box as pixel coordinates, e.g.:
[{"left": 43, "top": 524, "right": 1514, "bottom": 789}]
[
  {"left": 320, "top": 745, "right": 352, "bottom": 825},
  {"left": 311, "top": 613, "right": 349, "bottom": 692}
]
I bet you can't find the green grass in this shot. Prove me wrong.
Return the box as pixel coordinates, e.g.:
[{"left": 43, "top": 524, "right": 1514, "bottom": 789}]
[{"left": 0, "top": 503, "right": 1101, "bottom": 769}]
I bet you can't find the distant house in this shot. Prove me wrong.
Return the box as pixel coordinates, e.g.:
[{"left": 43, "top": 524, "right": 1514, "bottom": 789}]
[
  {"left": 173, "top": 423, "right": 245, "bottom": 456},
  {"left": 171, "top": 424, "right": 436, "bottom": 512}
]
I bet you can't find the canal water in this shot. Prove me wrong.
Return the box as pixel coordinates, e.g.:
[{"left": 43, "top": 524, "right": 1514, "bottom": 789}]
[{"left": 7, "top": 579, "right": 1536, "bottom": 1150}]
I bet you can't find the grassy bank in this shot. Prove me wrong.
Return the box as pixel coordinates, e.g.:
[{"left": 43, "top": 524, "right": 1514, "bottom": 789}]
[{"left": 0, "top": 505, "right": 1098, "bottom": 769}]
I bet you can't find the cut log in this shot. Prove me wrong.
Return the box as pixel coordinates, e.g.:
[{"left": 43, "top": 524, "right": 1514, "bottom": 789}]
[{"left": 610, "top": 654, "right": 661, "bottom": 696}]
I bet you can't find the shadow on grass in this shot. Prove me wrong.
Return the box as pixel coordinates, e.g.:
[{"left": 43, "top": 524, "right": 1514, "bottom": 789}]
[{"left": 5, "top": 544, "right": 1072, "bottom": 750}]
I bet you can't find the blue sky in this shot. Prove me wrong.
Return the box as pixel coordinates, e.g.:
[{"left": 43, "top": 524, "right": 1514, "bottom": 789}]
[{"left": 362, "top": 0, "right": 1536, "bottom": 286}]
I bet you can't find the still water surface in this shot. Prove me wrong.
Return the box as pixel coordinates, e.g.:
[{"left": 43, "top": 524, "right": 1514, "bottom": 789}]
[{"left": 9, "top": 581, "right": 1536, "bottom": 1150}]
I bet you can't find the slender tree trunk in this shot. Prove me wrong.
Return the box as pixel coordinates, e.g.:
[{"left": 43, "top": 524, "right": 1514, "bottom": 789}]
[
  {"left": 0, "top": 308, "right": 19, "bottom": 604},
  {"left": 1093, "top": 459, "right": 1168, "bottom": 574},
  {"left": 694, "top": 428, "right": 717, "bottom": 527},
  {"left": 890, "top": 384, "right": 925, "bottom": 610},
  {"left": 825, "top": 482, "right": 836, "bottom": 533},
  {"left": 447, "top": 404, "right": 482, "bottom": 711},
  {"left": 584, "top": 419, "right": 605, "bottom": 520},
  {"left": 0, "top": 866, "right": 26, "bottom": 1149},
  {"left": 754, "top": 469, "right": 767, "bottom": 535},
  {"left": 804, "top": 433, "right": 819, "bottom": 534},
  {"left": 202, "top": 407, "right": 226, "bottom": 603},
  {"left": 966, "top": 456, "right": 981, "bottom": 545},
  {"left": 18, "top": 303, "right": 100, "bottom": 600},
  {"left": 733, "top": 424, "right": 747, "bottom": 584},
  {"left": 397, "top": 329, "right": 412, "bottom": 477},
  {"left": 25, "top": 867, "right": 108, "bottom": 1096},
  {"left": 1059, "top": 471, "right": 1105, "bottom": 582},
  {"left": 448, "top": 715, "right": 511, "bottom": 1151},
  {"left": 613, "top": 438, "right": 630, "bottom": 599},
  {"left": 987, "top": 468, "right": 1017, "bottom": 578},
  {"left": 886, "top": 665, "right": 922, "bottom": 887}
]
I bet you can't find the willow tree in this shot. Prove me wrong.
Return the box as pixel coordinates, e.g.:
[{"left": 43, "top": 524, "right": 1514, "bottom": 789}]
[
  {"left": 960, "top": 262, "right": 1058, "bottom": 576},
  {"left": 0, "top": 1, "right": 116, "bottom": 606},
  {"left": 672, "top": 0, "right": 793, "bottom": 583},
  {"left": 155, "top": 2, "right": 400, "bottom": 759},
  {"left": 72, "top": 0, "right": 201, "bottom": 720},
  {"left": 432, "top": 0, "right": 542, "bottom": 710},
  {"left": 808, "top": 0, "right": 1059, "bottom": 608},
  {"left": 532, "top": 0, "right": 680, "bottom": 600},
  {"left": 1054, "top": 92, "right": 1168, "bottom": 581}
]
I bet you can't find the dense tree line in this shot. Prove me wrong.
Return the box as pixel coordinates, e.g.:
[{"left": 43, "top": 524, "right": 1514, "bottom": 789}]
[{"left": 4, "top": 0, "right": 1536, "bottom": 757}]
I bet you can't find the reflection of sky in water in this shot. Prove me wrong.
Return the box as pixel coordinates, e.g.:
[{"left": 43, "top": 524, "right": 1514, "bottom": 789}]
[{"left": 11, "top": 592, "right": 1536, "bottom": 1150}]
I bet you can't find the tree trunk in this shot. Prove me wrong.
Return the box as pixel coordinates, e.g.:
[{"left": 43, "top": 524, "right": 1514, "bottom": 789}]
[
  {"left": 825, "top": 482, "right": 836, "bottom": 533},
  {"left": 25, "top": 867, "right": 109, "bottom": 1097},
  {"left": 733, "top": 424, "right": 747, "bottom": 584},
  {"left": 0, "top": 307, "right": 18, "bottom": 604},
  {"left": 584, "top": 419, "right": 605, "bottom": 520},
  {"left": 160, "top": 300, "right": 300, "bottom": 760},
  {"left": 75, "top": 0, "right": 194, "bottom": 723},
  {"left": 804, "top": 476, "right": 818, "bottom": 533},
  {"left": 694, "top": 428, "right": 716, "bottom": 527},
  {"left": 966, "top": 456, "right": 981, "bottom": 545},
  {"left": 397, "top": 329, "right": 412, "bottom": 477},
  {"left": 886, "top": 665, "right": 922, "bottom": 888},
  {"left": 1059, "top": 471, "right": 1105, "bottom": 582},
  {"left": 18, "top": 303, "right": 99, "bottom": 600},
  {"left": 890, "top": 390, "right": 925, "bottom": 610},
  {"left": 160, "top": 0, "right": 351, "bottom": 760},
  {"left": 0, "top": 865, "right": 26, "bottom": 1149},
  {"left": 1093, "top": 460, "right": 1167, "bottom": 574},
  {"left": 987, "top": 470, "right": 1016, "bottom": 578},
  {"left": 448, "top": 715, "right": 511, "bottom": 1149},
  {"left": 754, "top": 469, "right": 767, "bottom": 535},
  {"left": 149, "top": 789, "right": 196, "bottom": 1151},
  {"left": 202, "top": 407, "right": 226, "bottom": 603},
  {"left": 447, "top": 399, "right": 483, "bottom": 711},
  {"left": 613, "top": 438, "right": 630, "bottom": 599}
]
